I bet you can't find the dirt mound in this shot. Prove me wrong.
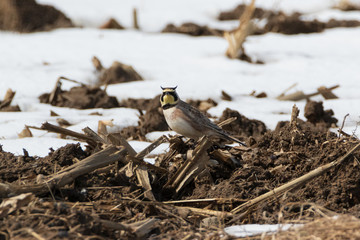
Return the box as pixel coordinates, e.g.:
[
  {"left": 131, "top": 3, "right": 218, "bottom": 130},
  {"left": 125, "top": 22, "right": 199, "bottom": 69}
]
[
  {"left": 190, "top": 123, "right": 360, "bottom": 223},
  {"left": 120, "top": 95, "right": 168, "bottom": 140},
  {"left": 1, "top": 198, "right": 105, "bottom": 239},
  {"left": 264, "top": 12, "right": 325, "bottom": 34},
  {"left": 1, "top": 103, "right": 360, "bottom": 238},
  {"left": 218, "top": 4, "right": 272, "bottom": 20},
  {"left": 0, "top": 103, "right": 20, "bottom": 112},
  {"left": 99, "top": 18, "right": 125, "bottom": 30},
  {"left": 45, "top": 143, "right": 89, "bottom": 166},
  {"left": 304, "top": 100, "right": 338, "bottom": 128},
  {"left": 325, "top": 18, "right": 360, "bottom": 28},
  {"left": 336, "top": 1, "right": 360, "bottom": 11},
  {"left": 0, "top": 105, "right": 20, "bottom": 112},
  {"left": 119, "top": 97, "right": 155, "bottom": 110},
  {"left": 162, "top": 22, "right": 223, "bottom": 36},
  {"left": 218, "top": 5, "right": 326, "bottom": 34},
  {"left": 39, "top": 85, "right": 119, "bottom": 109},
  {"left": 218, "top": 5, "right": 360, "bottom": 35},
  {"left": 187, "top": 98, "right": 217, "bottom": 117},
  {"left": 0, "top": 0, "right": 73, "bottom": 32},
  {"left": 0, "top": 89, "right": 21, "bottom": 112},
  {"left": 264, "top": 14, "right": 360, "bottom": 34},
  {"left": 0, "top": 143, "right": 88, "bottom": 184},
  {"left": 162, "top": 5, "right": 360, "bottom": 38},
  {"left": 92, "top": 57, "right": 143, "bottom": 85},
  {"left": 217, "top": 108, "right": 267, "bottom": 142}
]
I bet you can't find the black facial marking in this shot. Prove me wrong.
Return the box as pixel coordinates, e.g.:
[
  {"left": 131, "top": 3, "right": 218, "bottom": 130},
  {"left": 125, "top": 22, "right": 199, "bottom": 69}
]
[{"left": 162, "top": 103, "right": 175, "bottom": 110}]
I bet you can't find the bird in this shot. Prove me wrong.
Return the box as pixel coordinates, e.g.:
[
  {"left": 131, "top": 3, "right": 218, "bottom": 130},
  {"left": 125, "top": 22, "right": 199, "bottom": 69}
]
[{"left": 160, "top": 86, "right": 246, "bottom": 146}]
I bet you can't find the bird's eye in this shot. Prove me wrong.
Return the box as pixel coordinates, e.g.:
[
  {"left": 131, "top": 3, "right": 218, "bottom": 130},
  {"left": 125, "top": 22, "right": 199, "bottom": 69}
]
[{"left": 160, "top": 94, "right": 164, "bottom": 102}]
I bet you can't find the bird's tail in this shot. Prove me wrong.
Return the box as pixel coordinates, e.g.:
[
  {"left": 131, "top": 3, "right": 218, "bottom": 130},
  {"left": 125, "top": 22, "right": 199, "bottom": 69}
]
[{"left": 219, "top": 131, "right": 247, "bottom": 146}]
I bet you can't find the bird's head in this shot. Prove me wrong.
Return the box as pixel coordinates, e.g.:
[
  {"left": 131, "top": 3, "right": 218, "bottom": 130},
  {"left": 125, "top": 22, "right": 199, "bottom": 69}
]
[{"left": 160, "top": 86, "right": 179, "bottom": 109}]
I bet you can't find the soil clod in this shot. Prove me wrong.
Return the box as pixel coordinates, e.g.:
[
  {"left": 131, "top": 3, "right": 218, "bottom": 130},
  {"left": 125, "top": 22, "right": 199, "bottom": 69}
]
[
  {"left": 0, "top": 0, "right": 73, "bottom": 32},
  {"left": 0, "top": 89, "right": 20, "bottom": 112},
  {"left": 218, "top": 108, "right": 267, "bottom": 141},
  {"left": 39, "top": 77, "right": 119, "bottom": 109},
  {"left": 304, "top": 100, "right": 338, "bottom": 128},
  {"left": 218, "top": 4, "right": 360, "bottom": 35},
  {"left": 162, "top": 23, "right": 223, "bottom": 36},
  {"left": 93, "top": 56, "right": 143, "bottom": 85}
]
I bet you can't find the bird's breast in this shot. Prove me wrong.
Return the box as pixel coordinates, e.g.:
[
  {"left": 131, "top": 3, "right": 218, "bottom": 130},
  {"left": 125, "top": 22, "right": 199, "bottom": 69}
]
[{"left": 163, "top": 107, "right": 202, "bottom": 139}]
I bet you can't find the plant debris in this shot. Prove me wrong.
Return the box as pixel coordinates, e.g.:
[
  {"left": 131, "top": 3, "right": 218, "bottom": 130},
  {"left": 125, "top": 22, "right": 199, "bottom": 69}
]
[
  {"left": 218, "top": 4, "right": 360, "bottom": 35},
  {"left": 38, "top": 77, "right": 119, "bottom": 109},
  {"left": 217, "top": 108, "right": 267, "bottom": 142},
  {"left": 1, "top": 102, "right": 359, "bottom": 239},
  {"left": 162, "top": 4, "right": 360, "bottom": 38},
  {"left": 266, "top": 215, "right": 360, "bottom": 239},
  {"left": 0, "top": 89, "right": 20, "bottom": 112},
  {"left": 224, "top": 0, "right": 256, "bottom": 60},
  {"left": 0, "top": 0, "right": 73, "bottom": 32},
  {"left": 335, "top": 0, "right": 360, "bottom": 11},
  {"left": 99, "top": 18, "right": 125, "bottom": 29},
  {"left": 92, "top": 56, "right": 143, "bottom": 85},
  {"left": 277, "top": 84, "right": 339, "bottom": 101}
]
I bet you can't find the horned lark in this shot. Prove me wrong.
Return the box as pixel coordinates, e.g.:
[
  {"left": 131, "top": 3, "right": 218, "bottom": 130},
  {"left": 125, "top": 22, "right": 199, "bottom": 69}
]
[{"left": 160, "top": 87, "right": 245, "bottom": 146}]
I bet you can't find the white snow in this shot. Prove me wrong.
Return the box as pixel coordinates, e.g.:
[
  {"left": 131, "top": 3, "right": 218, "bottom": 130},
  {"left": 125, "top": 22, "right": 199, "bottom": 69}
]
[
  {"left": 0, "top": 137, "right": 86, "bottom": 157},
  {"left": 225, "top": 223, "right": 301, "bottom": 237},
  {"left": 0, "top": 0, "right": 360, "bottom": 236}
]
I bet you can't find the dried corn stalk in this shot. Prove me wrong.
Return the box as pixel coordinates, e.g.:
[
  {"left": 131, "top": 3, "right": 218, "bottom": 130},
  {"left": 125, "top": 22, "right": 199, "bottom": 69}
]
[{"left": 224, "top": 0, "right": 256, "bottom": 59}]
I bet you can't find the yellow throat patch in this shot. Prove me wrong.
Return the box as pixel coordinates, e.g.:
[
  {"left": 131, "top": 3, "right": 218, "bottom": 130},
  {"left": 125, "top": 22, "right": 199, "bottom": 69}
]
[
  {"left": 160, "top": 87, "right": 179, "bottom": 108},
  {"left": 162, "top": 94, "right": 175, "bottom": 105}
]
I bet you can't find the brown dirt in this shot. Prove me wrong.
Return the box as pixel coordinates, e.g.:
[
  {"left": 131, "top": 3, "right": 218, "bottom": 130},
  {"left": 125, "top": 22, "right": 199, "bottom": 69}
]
[
  {"left": 1, "top": 98, "right": 360, "bottom": 239},
  {"left": 99, "top": 18, "right": 125, "bottom": 30},
  {"left": 304, "top": 100, "right": 338, "bottom": 128},
  {"left": 0, "top": 105, "right": 20, "bottom": 112},
  {"left": 161, "top": 22, "right": 223, "bottom": 36},
  {"left": 120, "top": 95, "right": 168, "bottom": 140},
  {"left": 119, "top": 97, "right": 155, "bottom": 111},
  {"left": 39, "top": 85, "right": 120, "bottom": 109},
  {"left": 0, "top": 144, "right": 89, "bottom": 183},
  {"left": 96, "top": 61, "right": 143, "bottom": 85},
  {"left": 187, "top": 98, "right": 218, "bottom": 116},
  {"left": 162, "top": 13, "right": 329, "bottom": 37},
  {"left": 217, "top": 4, "right": 360, "bottom": 35},
  {"left": 219, "top": 6, "right": 327, "bottom": 35},
  {"left": 217, "top": 108, "right": 267, "bottom": 143},
  {"left": 0, "top": 0, "right": 73, "bottom": 33},
  {"left": 218, "top": 4, "right": 273, "bottom": 20},
  {"left": 325, "top": 18, "right": 360, "bottom": 28},
  {"left": 263, "top": 12, "right": 326, "bottom": 35},
  {"left": 336, "top": 2, "right": 360, "bottom": 11}
]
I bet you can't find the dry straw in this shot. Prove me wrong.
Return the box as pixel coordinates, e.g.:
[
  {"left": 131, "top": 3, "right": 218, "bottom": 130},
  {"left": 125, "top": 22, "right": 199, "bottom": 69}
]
[
  {"left": 266, "top": 215, "right": 360, "bottom": 239},
  {"left": 224, "top": 0, "right": 256, "bottom": 59}
]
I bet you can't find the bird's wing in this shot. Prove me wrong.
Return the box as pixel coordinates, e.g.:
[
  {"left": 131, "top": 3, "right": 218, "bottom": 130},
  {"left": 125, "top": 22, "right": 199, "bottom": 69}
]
[
  {"left": 179, "top": 100, "right": 223, "bottom": 132},
  {"left": 179, "top": 101, "right": 246, "bottom": 145}
]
